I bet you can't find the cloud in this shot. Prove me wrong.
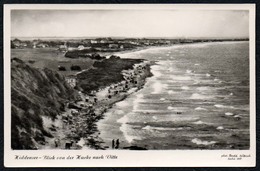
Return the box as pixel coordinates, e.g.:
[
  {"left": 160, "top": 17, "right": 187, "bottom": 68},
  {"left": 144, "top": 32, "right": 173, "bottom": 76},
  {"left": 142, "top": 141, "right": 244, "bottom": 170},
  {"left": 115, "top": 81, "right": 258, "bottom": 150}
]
[{"left": 11, "top": 10, "right": 249, "bottom": 38}]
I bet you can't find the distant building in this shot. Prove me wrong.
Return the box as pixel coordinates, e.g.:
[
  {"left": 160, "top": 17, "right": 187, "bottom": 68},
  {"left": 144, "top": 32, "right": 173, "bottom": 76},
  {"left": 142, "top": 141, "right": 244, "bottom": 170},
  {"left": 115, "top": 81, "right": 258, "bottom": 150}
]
[
  {"left": 100, "top": 40, "right": 108, "bottom": 44},
  {"left": 67, "top": 47, "right": 77, "bottom": 51},
  {"left": 59, "top": 44, "right": 68, "bottom": 52},
  {"left": 90, "top": 40, "right": 98, "bottom": 44},
  {"left": 36, "top": 43, "right": 48, "bottom": 48},
  {"left": 78, "top": 45, "right": 85, "bottom": 50},
  {"left": 109, "top": 44, "right": 119, "bottom": 49},
  {"left": 12, "top": 39, "right": 27, "bottom": 48}
]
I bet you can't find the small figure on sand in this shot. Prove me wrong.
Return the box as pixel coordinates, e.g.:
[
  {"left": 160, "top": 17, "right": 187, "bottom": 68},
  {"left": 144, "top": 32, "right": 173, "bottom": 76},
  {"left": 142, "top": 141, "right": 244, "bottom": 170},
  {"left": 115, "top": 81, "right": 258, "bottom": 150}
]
[
  {"left": 112, "top": 139, "right": 115, "bottom": 149},
  {"left": 115, "top": 139, "right": 120, "bottom": 149},
  {"left": 54, "top": 138, "right": 60, "bottom": 148}
]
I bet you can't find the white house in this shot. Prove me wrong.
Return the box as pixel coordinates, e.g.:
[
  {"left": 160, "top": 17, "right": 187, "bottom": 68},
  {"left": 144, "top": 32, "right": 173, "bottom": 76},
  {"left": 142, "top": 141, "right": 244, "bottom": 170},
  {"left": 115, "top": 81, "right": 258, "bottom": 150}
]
[{"left": 78, "top": 45, "right": 85, "bottom": 50}]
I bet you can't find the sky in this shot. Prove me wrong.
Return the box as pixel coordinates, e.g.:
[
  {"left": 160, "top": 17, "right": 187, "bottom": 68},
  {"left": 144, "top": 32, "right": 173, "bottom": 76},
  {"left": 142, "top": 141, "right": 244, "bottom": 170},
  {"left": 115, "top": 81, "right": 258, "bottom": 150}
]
[{"left": 11, "top": 10, "right": 249, "bottom": 38}]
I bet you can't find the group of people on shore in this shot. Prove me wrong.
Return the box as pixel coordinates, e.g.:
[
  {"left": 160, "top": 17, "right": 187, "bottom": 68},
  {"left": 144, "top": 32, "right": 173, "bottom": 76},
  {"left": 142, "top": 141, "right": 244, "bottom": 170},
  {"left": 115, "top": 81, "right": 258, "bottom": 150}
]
[{"left": 112, "top": 139, "right": 120, "bottom": 149}]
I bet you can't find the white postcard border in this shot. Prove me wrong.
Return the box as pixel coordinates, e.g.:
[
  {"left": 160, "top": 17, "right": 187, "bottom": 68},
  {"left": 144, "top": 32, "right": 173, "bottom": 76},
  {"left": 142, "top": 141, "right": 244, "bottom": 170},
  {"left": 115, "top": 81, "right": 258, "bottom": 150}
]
[{"left": 4, "top": 4, "right": 256, "bottom": 167}]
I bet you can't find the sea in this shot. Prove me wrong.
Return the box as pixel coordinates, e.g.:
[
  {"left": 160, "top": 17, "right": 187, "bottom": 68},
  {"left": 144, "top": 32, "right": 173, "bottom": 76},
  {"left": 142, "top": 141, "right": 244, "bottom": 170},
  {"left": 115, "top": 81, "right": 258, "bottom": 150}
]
[{"left": 97, "top": 41, "right": 250, "bottom": 150}]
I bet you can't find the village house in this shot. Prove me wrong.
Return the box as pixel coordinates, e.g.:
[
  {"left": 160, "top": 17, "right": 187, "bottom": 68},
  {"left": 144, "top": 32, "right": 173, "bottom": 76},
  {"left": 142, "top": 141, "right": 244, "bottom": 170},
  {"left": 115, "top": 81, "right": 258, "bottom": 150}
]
[
  {"left": 58, "top": 44, "right": 68, "bottom": 52},
  {"left": 12, "top": 39, "right": 28, "bottom": 48},
  {"left": 78, "top": 45, "right": 85, "bottom": 50},
  {"left": 90, "top": 40, "right": 98, "bottom": 44},
  {"left": 36, "top": 43, "right": 48, "bottom": 48},
  {"left": 109, "top": 44, "right": 119, "bottom": 49}
]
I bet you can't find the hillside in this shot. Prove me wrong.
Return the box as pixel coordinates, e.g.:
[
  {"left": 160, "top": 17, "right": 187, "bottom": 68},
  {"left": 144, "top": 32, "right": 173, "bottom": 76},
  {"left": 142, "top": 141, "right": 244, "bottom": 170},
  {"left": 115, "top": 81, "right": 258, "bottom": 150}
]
[{"left": 11, "top": 58, "right": 79, "bottom": 149}]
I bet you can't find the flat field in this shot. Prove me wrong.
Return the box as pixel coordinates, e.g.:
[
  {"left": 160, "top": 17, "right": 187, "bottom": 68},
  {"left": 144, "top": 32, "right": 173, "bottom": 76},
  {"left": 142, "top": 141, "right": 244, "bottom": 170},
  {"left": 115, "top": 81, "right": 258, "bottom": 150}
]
[{"left": 11, "top": 48, "right": 95, "bottom": 76}]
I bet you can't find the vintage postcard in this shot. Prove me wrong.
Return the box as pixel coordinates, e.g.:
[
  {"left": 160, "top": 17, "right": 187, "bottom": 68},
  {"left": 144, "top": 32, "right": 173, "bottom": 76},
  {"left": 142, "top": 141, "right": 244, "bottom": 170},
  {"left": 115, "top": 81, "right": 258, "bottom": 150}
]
[{"left": 4, "top": 4, "right": 256, "bottom": 167}]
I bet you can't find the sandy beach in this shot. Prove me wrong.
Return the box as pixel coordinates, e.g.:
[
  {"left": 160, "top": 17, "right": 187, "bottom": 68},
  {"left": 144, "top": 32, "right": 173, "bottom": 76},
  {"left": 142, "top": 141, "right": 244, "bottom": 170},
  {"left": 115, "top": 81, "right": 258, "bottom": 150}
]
[{"left": 39, "top": 59, "right": 154, "bottom": 150}]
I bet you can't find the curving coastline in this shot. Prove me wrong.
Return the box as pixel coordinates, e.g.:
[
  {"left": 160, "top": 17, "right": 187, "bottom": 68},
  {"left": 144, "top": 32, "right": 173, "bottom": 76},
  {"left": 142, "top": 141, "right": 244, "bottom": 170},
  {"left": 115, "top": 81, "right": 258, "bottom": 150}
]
[{"left": 39, "top": 58, "right": 154, "bottom": 150}]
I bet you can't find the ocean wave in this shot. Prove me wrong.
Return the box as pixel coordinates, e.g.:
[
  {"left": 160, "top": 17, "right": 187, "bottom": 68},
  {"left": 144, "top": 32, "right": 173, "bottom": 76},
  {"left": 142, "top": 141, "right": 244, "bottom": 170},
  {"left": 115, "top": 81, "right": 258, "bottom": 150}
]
[
  {"left": 167, "top": 106, "right": 174, "bottom": 110},
  {"left": 119, "top": 124, "right": 142, "bottom": 143},
  {"left": 191, "top": 138, "right": 217, "bottom": 145},
  {"left": 193, "top": 120, "right": 206, "bottom": 124},
  {"left": 152, "top": 82, "right": 167, "bottom": 94},
  {"left": 152, "top": 116, "right": 158, "bottom": 120},
  {"left": 186, "top": 70, "right": 193, "bottom": 74},
  {"left": 225, "top": 112, "right": 234, "bottom": 116},
  {"left": 167, "top": 90, "right": 175, "bottom": 94},
  {"left": 171, "top": 76, "right": 191, "bottom": 81},
  {"left": 181, "top": 86, "right": 190, "bottom": 90},
  {"left": 214, "top": 104, "right": 235, "bottom": 109},
  {"left": 196, "top": 87, "right": 210, "bottom": 91},
  {"left": 195, "top": 107, "right": 207, "bottom": 111},
  {"left": 142, "top": 125, "right": 185, "bottom": 131},
  {"left": 206, "top": 73, "right": 211, "bottom": 77},
  {"left": 117, "top": 115, "right": 129, "bottom": 124},
  {"left": 216, "top": 126, "right": 224, "bottom": 130},
  {"left": 190, "top": 93, "right": 210, "bottom": 99}
]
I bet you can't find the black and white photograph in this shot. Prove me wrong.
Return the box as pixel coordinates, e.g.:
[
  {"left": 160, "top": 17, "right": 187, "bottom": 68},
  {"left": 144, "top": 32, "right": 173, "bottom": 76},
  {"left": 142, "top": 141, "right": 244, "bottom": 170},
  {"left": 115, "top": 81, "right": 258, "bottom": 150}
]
[{"left": 4, "top": 4, "right": 256, "bottom": 167}]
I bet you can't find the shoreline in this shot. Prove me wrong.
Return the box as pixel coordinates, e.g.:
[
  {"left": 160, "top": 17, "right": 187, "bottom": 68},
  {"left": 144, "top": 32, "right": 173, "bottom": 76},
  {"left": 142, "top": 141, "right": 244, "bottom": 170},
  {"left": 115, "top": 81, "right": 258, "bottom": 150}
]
[
  {"left": 99, "top": 40, "right": 249, "bottom": 58},
  {"left": 40, "top": 60, "right": 154, "bottom": 150}
]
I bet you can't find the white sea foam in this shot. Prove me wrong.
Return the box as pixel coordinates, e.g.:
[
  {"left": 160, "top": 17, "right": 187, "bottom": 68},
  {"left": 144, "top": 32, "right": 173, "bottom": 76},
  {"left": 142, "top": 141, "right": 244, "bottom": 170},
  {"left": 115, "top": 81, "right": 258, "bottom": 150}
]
[
  {"left": 216, "top": 126, "right": 224, "bottom": 130},
  {"left": 181, "top": 86, "right": 190, "bottom": 90},
  {"left": 206, "top": 73, "right": 211, "bottom": 77},
  {"left": 142, "top": 125, "right": 184, "bottom": 131},
  {"left": 186, "top": 70, "right": 192, "bottom": 74},
  {"left": 120, "top": 124, "right": 142, "bottom": 143},
  {"left": 116, "top": 110, "right": 125, "bottom": 115},
  {"left": 152, "top": 82, "right": 166, "bottom": 94},
  {"left": 234, "top": 115, "right": 241, "bottom": 118},
  {"left": 190, "top": 93, "right": 209, "bottom": 99},
  {"left": 191, "top": 138, "right": 217, "bottom": 145},
  {"left": 214, "top": 104, "right": 224, "bottom": 108},
  {"left": 229, "top": 93, "right": 233, "bottom": 96},
  {"left": 133, "top": 95, "right": 144, "bottom": 111},
  {"left": 195, "top": 107, "right": 207, "bottom": 111},
  {"left": 225, "top": 112, "right": 234, "bottom": 116},
  {"left": 167, "top": 106, "right": 174, "bottom": 110},
  {"left": 160, "top": 98, "right": 166, "bottom": 101},
  {"left": 167, "top": 90, "right": 175, "bottom": 94},
  {"left": 193, "top": 120, "right": 205, "bottom": 124},
  {"left": 117, "top": 115, "right": 129, "bottom": 124},
  {"left": 152, "top": 70, "right": 162, "bottom": 77},
  {"left": 194, "top": 63, "right": 200, "bottom": 66},
  {"left": 152, "top": 116, "right": 158, "bottom": 120},
  {"left": 214, "top": 104, "right": 235, "bottom": 109},
  {"left": 197, "top": 87, "right": 209, "bottom": 91},
  {"left": 172, "top": 76, "right": 191, "bottom": 81}
]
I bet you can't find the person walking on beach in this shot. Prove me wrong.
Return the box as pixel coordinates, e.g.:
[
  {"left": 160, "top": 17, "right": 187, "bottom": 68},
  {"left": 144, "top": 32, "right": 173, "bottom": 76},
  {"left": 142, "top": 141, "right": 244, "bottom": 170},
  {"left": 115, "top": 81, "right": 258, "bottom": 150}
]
[
  {"left": 115, "top": 139, "right": 120, "bottom": 149},
  {"left": 112, "top": 139, "right": 115, "bottom": 149},
  {"left": 54, "top": 138, "right": 60, "bottom": 148}
]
